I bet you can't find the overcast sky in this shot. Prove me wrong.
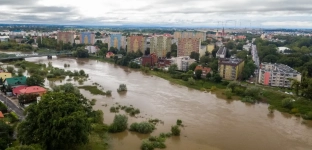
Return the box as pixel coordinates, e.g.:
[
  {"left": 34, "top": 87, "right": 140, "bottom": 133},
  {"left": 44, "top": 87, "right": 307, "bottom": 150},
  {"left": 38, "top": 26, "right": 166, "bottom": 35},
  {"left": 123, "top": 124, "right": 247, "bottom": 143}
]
[{"left": 1, "top": 0, "right": 312, "bottom": 28}]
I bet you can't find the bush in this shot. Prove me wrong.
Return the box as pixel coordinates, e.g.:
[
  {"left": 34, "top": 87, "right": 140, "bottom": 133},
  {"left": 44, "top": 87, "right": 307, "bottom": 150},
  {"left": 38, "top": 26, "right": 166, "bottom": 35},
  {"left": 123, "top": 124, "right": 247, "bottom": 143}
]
[
  {"left": 234, "top": 87, "right": 245, "bottom": 96},
  {"left": 90, "top": 99, "right": 96, "bottom": 105},
  {"left": 244, "top": 86, "right": 260, "bottom": 99},
  {"left": 0, "top": 102, "right": 8, "bottom": 113},
  {"left": 108, "top": 115, "right": 128, "bottom": 133},
  {"left": 129, "top": 122, "right": 155, "bottom": 134},
  {"left": 110, "top": 107, "right": 118, "bottom": 113},
  {"left": 117, "top": 84, "right": 127, "bottom": 92},
  {"left": 303, "top": 112, "right": 312, "bottom": 120},
  {"left": 291, "top": 108, "right": 299, "bottom": 114},
  {"left": 176, "top": 119, "right": 182, "bottom": 126},
  {"left": 171, "top": 125, "right": 181, "bottom": 136},
  {"left": 47, "top": 74, "right": 55, "bottom": 78},
  {"left": 222, "top": 81, "right": 230, "bottom": 86},
  {"left": 106, "top": 90, "right": 112, "bottom": 96},
  {"left": 141, "top": 140, "right": 154, "bottom": 150},
  {"left": 210, "top": 86, "right": 217, "bottom": 91},
  {"left": 241, "top": 96, "right": 256, "bottom": 103},
  {"left": 224, "top": 88, "right": 232, "bottom": 99},
  {"left": 281, "top": 98, "right": 293, "bottom": 109},
  {"left": 188, "top": 77, "right": 195, "bottom": 85}
]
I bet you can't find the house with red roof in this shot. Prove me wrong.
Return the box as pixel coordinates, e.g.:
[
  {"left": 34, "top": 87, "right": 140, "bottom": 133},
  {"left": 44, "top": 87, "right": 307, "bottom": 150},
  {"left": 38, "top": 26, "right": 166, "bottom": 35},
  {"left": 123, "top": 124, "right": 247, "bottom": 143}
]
[
  {"left": 106, "top": 52, "right": 115, "bottom": 58},
  {"left": 19, "top": 86, "right": 47, "bottom": 96},
  {"left": 0, "top": 111, "right": 4, "bottom": 119},
  {"left": 12, "top": 85, "right": 28, "bottom": 96},
  {"left": 194, "top": 65, "right": 213, "bottom": 78}
]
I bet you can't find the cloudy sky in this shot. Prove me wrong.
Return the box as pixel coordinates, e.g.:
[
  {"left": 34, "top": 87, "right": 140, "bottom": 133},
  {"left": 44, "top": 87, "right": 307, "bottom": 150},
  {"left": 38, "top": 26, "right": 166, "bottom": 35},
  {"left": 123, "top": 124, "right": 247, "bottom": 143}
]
[{"left": 1, "top": 0, "right": 312, "bottom": 28}]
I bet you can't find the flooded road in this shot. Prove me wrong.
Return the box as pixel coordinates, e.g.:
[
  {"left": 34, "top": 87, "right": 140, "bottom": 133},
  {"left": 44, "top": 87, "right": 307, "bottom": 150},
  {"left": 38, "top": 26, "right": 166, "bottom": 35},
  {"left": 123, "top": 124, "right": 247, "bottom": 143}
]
[{"left": 22, "top": 56, "right": 312, "bottom": 150}]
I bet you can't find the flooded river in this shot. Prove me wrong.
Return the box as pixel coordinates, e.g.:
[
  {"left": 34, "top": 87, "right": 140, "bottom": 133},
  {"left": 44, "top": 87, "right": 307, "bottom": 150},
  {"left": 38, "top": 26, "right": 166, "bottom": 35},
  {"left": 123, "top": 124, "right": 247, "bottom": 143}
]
[{"left": 18, "top": 56, "right": 312, "bottom": 150}]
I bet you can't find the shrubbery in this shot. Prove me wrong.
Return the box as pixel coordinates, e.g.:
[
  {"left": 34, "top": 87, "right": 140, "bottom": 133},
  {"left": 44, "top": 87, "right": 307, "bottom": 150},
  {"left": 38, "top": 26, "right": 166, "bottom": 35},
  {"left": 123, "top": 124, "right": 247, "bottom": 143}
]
[
  {"left": 129, "top": 122, "right": 155, "bottom": 134},
  {"left": 117, "top": 84, "right": 127, "bottom": 92},
  {"left": 171, "top": 125, "right": 181, "bottom": 136},
  {"left": 281, "top": 98, "right": 293, "bottom": 109},
  {"left": 108, "top": 115, "right": 128, "bottom": 133}
]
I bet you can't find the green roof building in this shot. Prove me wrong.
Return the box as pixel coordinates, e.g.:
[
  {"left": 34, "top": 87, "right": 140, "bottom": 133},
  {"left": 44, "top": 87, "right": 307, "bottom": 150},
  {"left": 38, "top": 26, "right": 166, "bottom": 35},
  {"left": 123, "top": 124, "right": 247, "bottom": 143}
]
[{"left": 4, "top": 76, "right": 27, "bottom": 87}]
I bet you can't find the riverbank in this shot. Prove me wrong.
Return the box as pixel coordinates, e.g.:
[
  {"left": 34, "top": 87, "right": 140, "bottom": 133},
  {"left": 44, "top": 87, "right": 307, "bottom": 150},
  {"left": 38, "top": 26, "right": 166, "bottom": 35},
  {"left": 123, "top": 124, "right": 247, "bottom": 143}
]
[{"left": 89, "top": 55, "right": 312, "bottom": 120}]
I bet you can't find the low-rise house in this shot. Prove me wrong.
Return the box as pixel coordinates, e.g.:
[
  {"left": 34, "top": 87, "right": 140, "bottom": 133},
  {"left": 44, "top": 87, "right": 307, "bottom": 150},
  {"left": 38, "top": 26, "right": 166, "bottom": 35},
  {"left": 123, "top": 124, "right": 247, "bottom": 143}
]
[
  {"left": 106, "top": 52, "right": 115, "bottom": 58},
  {"left": 0, "top": 72, "right": 12, "bottom": 81},
  {"left": 19, "top": 86, "right": 47, "bottom": 96},
  {"left": 142, "top": 53, "right": 158, "bottom": 67},
  {"left": 4, "top": 76, "right": 27, "bottom": 88},
  {"left": 0, "top": 36, "right": 9, "bottom": 42},
  {"left": 12, "top": 85, "right": 28, "bottom": 96},
  {"left": 85, "top": 46, "right": 99, "bottom": 54},
  {"left": 0, "top": 111, "right": 4, "bottom": 119},
  {"left": 194, "top": 65, "right": 213, "bottom": 78}
]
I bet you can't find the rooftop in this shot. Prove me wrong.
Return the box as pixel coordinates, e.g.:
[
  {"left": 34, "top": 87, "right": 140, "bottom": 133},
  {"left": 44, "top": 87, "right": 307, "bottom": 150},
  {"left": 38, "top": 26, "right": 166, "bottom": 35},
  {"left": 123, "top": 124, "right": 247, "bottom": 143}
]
[
  {"left": 19, "top": 86, "right": 46, "bottom": 94},
  {"left": 217, "top": 46, "right": 227, "bottom": 55},
  {"left": 261, "top": 63, "right": 300, "bottom": 74},
  {"left": 0, "top": 111, "right": 3, "bottom": 118},
  {"left": 219, "top": 58, "right": 244, "bottom": 66}
]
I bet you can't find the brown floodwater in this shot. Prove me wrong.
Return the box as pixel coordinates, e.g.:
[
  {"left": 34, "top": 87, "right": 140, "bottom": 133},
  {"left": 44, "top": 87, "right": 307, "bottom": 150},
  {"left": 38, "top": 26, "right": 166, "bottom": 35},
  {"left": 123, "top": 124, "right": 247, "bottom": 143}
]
[{"left": 21, "top": 56, "right": 312, "bottom": 150}]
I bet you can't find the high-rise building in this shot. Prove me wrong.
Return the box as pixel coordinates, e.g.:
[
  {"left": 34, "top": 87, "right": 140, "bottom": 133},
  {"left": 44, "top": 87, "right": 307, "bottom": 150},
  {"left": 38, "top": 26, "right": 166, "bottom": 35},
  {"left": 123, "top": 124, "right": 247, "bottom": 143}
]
[
  {"left": 57, "top": 32, "right": 74, "bottom": 44},
  {"left": 177, "top": 38, "right": 201, "bottom": 57},
  {"left": 108, "top": 34, "right": 126, "bottom": 50},
  {"left": 174, "top": 31, "right": 206, "bottom": 42},
  {"left": 218, "top": 58, "right": 245, "bottom": 80},
  {"left": 258, "top": 63, "right": 301, "bottom": 87},
  {"left": 80, "top": 32, "right": 95, "bottom": 45},
  {"left": 150, "top": 35, "right": 172, "bottom": 57},
  {"left": 127, "top": 35, "right": 146, "bottom": 53}
]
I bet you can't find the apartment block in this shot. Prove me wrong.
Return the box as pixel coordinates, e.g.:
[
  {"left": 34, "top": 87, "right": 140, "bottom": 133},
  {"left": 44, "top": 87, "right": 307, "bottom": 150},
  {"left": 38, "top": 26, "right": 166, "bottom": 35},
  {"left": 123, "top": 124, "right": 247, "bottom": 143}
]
[
  {"left": 207, "top": 44, "right": 215, "bottom": 53},
  {"left": 216, "top": 46, "right": 227, "bottom": 58},
  {"left": 127, "top": 35, "right": 146, "bottom": 53},
  {"left": 258, "top": 63, "right": 301, "bottom": 87},
  {"left": 57, "top": 32, "right": 74, "bottom": 44},
  {"left": 108, "top": 34, "right": 126, "bottom": 50},
  {"left": 150, "top": 35, "right": 172, "bottom": 57},
  {"left": 80, "top": 32, "right": 95, "bottom": 44},
  {"left": 177, "top": 38, "right": 201, "bottom": 57},
  {"left": 171, "top": 56, "right": 196, "bottom": 71},
  {"left": 218, "top": 58, "right": 244, "bottom": 80},
  {"left": 174, "top": 31, "right": 206, "bottom": 42}
]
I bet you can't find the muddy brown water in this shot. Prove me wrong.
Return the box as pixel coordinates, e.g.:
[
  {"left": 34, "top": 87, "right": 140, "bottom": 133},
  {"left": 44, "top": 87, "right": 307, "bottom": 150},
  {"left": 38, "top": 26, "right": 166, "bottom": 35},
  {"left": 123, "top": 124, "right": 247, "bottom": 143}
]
[{"left": 12, "top": 56, "right": 312, "bottom": 150}]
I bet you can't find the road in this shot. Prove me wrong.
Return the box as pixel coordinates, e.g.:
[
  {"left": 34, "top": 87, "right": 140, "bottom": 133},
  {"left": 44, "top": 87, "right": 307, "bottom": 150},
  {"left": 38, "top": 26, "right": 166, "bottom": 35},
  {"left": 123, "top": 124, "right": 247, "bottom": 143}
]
[{"left": 0, "top": 93, "right": 25, "bottom": 119}]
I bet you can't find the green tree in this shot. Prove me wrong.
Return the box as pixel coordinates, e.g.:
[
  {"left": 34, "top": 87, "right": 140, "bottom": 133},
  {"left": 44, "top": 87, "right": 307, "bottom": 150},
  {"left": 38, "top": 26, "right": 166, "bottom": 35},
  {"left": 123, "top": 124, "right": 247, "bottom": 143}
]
[
  {"left": 26, "top": 74, "right": 45, "bottom": 86},
  {"left": 17, "top": 92, "right": 91, "bottom": 150},
  {"left": 6, "top": 66, "right": 14, "bottom": 74},
  {"left": 168, "top": 64, "right": 178, "bottom": 74},
  {"left": 0, "top": 120, "right": 13, "bottom": 150},
  {"left": 190, "top": 52, "right": 200, "bottom": 61},
  {"left": 227, "top": 81, "right": 239, "bottom": 92},
  {"left": 195, "top": 69, "right": 202, "bottom": 79},
  {"left": 212, "top": 73, "right": 222, "bottom": 83},
  {"left": 189, "top": 62, "right": 198, "bottom": 71},
  {"left": 17, "top": 68, "right": 24, "bottom": 77},
  {"left": 289, "top": 79, "right": 300, "bottom": 96}
]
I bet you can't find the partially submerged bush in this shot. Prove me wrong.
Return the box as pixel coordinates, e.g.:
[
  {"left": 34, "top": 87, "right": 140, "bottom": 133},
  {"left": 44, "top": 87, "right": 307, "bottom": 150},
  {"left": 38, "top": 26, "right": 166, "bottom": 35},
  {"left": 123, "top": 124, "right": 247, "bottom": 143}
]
[
  {"left": 129, "top": 122, "right": 155, "bottom": 134},
  {"left": 241, "top": 96, "right": 256, "bottom": 103},
  {"left": 108, "top": 115, "right": 128, "bottom": 133},
  {"left": 117, "top": 84, "right": 127, "bottom": 92},
  {"left": 176, "top": 119, "right": 182, "bottom": 126},
  {"left": 106, "top": 90, "right": 112, "bottom": 96},
  {"left": 171, "top": 125, "right": 181, "bottom": 136}
]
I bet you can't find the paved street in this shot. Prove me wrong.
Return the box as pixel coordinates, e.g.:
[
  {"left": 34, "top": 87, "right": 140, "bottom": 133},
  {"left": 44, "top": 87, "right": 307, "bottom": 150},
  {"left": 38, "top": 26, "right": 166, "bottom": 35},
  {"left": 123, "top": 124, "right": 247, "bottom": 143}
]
[{"left": 0, "top": 93, "right": 25, "bottom": 119}]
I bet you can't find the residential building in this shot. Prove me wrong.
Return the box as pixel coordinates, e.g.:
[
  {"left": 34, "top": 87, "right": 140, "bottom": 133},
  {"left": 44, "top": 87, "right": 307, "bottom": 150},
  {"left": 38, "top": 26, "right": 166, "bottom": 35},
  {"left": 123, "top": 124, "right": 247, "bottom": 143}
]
[
  {"left": 195, "top": 65, "right": 212, "bottom": 78},
  {"left": 218, "top": 58, "right": 245, "bottom": 80},
  {"left": 258, "top": 63, "right": 301, "bottom": 87},
  {"left": 0, "top": 72, "right": 12, "bottom": 80},
  {"left": 216, "top": 41, "right": 223, "bottom": 47},
  {"left": 4, "top": 76, "right": 27, "bottom": 88},
  {"left": 0, "top": 36, "right": 9, "bottom": 42},
  {"left": 216, "top": 46, "right": 227, "bottom": 58},
  {"left": 142, "top": 53, "right": 158, "bottom": 67},
  {"left": 127, "top": 35, "right": 146, "bottom": 53},
  {"left": 199, "top": 46, "right": 207, "bottom": 57},
  {"left": 0, "top": 111, "right": 3, "bottom": 118},
  {"left": 19, "top": 86, "right": 47, "bottom": 96},
  {"left": 80, "top": 32, "right": 95, "bottom": 44},
  {"left": 150, "top": 35, "right": 172, "bottom": 57},
  {"left": 278, "top": 47, "right": 290, "bottom": 53},
  {"left": 174, "top": 31, "right": 206, "bottom": 42},
  {"left": 177, "top": 38, "right": 201, "bottom": 57},
  {"left": 57, "top": 32, "right": 74, "bottom": 44},
  {"left": 174, "top": 56, "right": 196, "bottom": 71},
  {"left": 85, "top": 46, "right": 99, "bottom": 53},
  {"left": 12, "top": 85, "right": 28, "bottom": 96},
  {"left": 243, "top": 44, "right": 251, "bottom": 51},
  {"left": 106, "top": 52, "right": 115, "bottom": 58},
  {"left": 157, "top": 58, "right": 172, "bottom": 68},
  {"left": 207, "top": 44, "right": 215, "bottom": 53},
  {"left": 108, "top": 34, "right": 125, "bottom": 50}
]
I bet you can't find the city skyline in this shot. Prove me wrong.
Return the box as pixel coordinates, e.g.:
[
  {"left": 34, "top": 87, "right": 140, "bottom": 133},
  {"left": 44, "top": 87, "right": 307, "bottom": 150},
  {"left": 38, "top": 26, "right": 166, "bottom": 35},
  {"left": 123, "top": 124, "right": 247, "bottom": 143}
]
[{"left": 1, "top": 0, "right": 312, "bottom": 28}]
